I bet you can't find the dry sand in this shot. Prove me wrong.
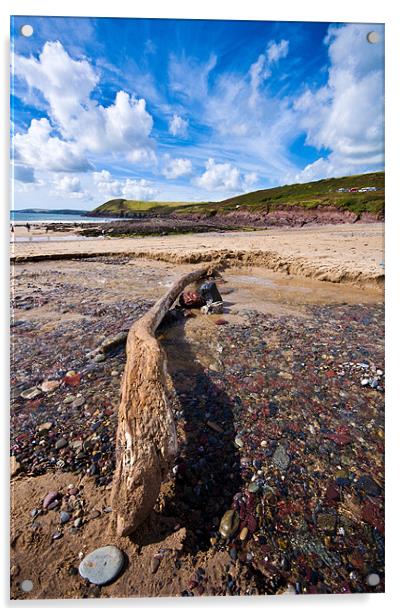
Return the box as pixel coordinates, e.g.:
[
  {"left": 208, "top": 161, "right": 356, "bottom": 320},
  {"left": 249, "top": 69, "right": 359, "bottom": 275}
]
[{"left": 11, "top": 223, "right": 384, "bottom": 287}]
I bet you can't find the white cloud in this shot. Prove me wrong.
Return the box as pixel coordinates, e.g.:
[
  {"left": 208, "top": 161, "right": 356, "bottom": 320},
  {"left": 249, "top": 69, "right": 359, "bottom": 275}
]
[
  {"left": 93, "top": 170, "right": 158, "bottom": 201},
  {"left": 13, "top": 118, "right": 92, "bottom": 172},
  {"left": 13, "top": 41, "right": 156, "bottom": 175},
  {"left": 291, "top": 24, "right": 384, "bottom": 182},
  {"left": 266, "top": 39, "right": 289, "bottom": 64},
  {"left": 195, "top": 158, "right": 241, "bottom": 192},
  {"left": 249, "top": 39, "right": 289, "bottom": 107},
  {"left": 168, "top": 114, "right": 188, "bottom": 137},
  {"left": 56, "top": 176, "right": 82, "bottom": 193},
  {"left": 162, "top": 156, "right": 192, "bottom": 179},
  {"left": 169, "top": 53, "right": 217, "bottom": 102}
]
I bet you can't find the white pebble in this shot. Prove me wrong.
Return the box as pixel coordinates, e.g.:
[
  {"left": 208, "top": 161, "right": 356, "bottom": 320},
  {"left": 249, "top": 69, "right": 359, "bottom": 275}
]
[{"left": 366, "top": 573, "right": 380, "bottom": 586}]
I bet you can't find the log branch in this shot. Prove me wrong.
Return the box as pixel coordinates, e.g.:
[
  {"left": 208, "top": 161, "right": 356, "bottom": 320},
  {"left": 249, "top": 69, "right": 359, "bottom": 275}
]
[{"left": 111, "top": 265, "right": 214, "bottom": 536}]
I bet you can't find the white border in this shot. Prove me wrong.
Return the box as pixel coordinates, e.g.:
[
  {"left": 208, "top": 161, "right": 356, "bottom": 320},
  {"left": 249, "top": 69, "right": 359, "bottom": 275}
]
[{"left": 1, "top": 1, "right": 400, "bottom": 614}]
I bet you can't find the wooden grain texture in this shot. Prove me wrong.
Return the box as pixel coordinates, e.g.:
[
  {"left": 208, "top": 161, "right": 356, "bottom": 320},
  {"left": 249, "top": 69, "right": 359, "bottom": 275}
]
[{"left": 111, "top": 266, "right": 213, "bottom": 536}]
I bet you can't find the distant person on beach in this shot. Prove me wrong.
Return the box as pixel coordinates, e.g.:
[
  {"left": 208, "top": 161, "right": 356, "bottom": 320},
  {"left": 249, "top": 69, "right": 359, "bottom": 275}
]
[
  {"left": 11, "top": 224, "right": 14, "bottom": 234},
  {"left": 26, "top": 222, "right": 31, "bottom": 232}
]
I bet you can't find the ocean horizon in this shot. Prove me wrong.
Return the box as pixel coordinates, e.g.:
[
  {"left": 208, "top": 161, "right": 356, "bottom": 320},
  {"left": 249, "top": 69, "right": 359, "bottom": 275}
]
[{"left": 10, "top": 211, "right": 121, "bottom": 224}]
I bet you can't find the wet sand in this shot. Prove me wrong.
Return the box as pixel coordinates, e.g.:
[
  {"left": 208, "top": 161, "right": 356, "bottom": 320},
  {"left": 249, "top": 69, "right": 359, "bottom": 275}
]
[
  {"left": 10, "top": 256, "right": 384, "bottom": 599},
  {"left": 11, "top": 223, "right": 384, "bottom": 288}
]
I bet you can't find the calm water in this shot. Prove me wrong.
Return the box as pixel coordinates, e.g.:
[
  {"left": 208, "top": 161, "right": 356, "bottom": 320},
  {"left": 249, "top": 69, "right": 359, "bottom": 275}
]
[{"left": 10, "top": 212, "right": 120, "bottom": 223}]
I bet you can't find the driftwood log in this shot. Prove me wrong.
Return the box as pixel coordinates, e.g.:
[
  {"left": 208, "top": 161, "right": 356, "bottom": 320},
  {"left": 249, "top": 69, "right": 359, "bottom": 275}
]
[{"left": 111, "top": 266, "right": 213, "bottom": 536}]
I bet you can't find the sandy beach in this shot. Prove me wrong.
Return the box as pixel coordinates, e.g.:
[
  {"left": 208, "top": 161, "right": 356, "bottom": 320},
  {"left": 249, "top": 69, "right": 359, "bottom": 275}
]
[
  {"left": 11, "top": 222, "right": 384, "bottom": 288},
  {"left": 10, "top": 224, "right": 384, "bottom": 598}
]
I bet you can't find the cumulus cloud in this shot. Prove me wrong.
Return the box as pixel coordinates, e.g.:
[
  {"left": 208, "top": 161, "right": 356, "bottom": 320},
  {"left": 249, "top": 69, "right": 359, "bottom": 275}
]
[
  {"left": 195, "top": 158, "right": 241, "bottom": 192},
  {"left": 13, "top": 41, "right": 156, "bottom": 175},
  {"left": 93, "top": 170, "right": 158, "bottom": 201},
  {"left": 13, "top": 118, "right": 93, "bottom": 172},
  {"left": 56, "top": 176, "right": 82, "bottom": 193},
  {"left": 162, "top": 156, "right": 192, "bottom": 179},
  {"left": 168, "top": 114, "right": 188, "bottom": 137},
  {"left": 292, "top": 24, "right": 384, "bottom": 182}
]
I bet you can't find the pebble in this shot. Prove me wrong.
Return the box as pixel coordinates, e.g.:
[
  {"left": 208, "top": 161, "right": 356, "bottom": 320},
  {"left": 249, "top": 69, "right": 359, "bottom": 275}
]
[
  {"left": 52, "top": 531, "right": 63, "bottom": 540},
  {"left": 239, "top": 527, "right": 249, "bottom": 541},
  {"left": 366, "top": 573, "right": 380, "bottom": 586},
  {"left": 74, "top": 517, "right": 82, "bottom": 528},
  {"left": 43, "top": 491, "right": 60, "bottom": 509},
  {"left": 60, "top": 511, "right": 70, "bottom": 524},
  {"left": 247, "top": 482, "right": 260, "bottom": 493},
  {"left": 20, "top": 386, "right": 41, "bottom": 400},
  {"left": 272, "top": 443, "right": 290, "bottom": 471},
  {"left": 150, "top": 556, "right": 161, "bottom": 574},
  {"left": 55, "top": 438, "right": 68, "bottom": 450},
  {"left": 72, "top": 397, "right": 85, "bottom": 409},
  {"left": 63, "top": 394, "right": 75, "bottom": 404},
  {"left": 39, "top": 380, "right": 60, "bottom": 393},
  {"left": 219, "top": 509, "right": 239, "bottom": 539},
  {"left": 38, "top": 422, "right": 53, "bottom": 432},
  {"left": 94, "top": 354, "right": 106, "bottom": 363},
  {"left": 78, "top": 546, "right": 125, "bottom": 585},
  {"left": 235, "top": 436, "right": 244, "bottom": 448},
  {"left": 20, "top": 579, "right": 34, "bottom": 592}
]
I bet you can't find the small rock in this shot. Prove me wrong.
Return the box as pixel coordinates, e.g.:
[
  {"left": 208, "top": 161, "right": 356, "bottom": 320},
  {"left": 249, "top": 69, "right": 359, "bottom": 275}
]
[
  {"left": 20, "top": 386, "right": 41, "bottom": 400},
  {"left": 78, "top": 546, "right": 125, "bottom": 585},
  {"left": 60, "top": 511, "right": 70, "bottom": 524},
  {"left": 150, "top": 556, "right": 161, "bottom": 574},
  {"left": 43, "top": 491, "right": 60, "bottom": 509},
  {"left": 88, "top": 510, "right": 101, "bottom": 520},
  {"left": 72, "top": 397, "right": 85, "bottom": 409},
  {"left": 235, "top": 436, "right": 244, "bottom": 448},
  {"left": 39, "top": 380, "right": 60, "bottom": 393},
  {"left": 272, "top": 443, "right": 290, "bottom": 471},
  {"left": 52, "top": 531, "right": 63, "bottom": 540},
  {"left": 74, "top": 517, "right": 82, "bottom": 528},
  {"left": 55, "top": 438, "right": 68, "bottom": 450},
  {"left": 38, "top": 421, "right": 53, "bottom": 433},
  {"left": 247, "top": 482, "right": 260, "bottom": 493},
  {"left": 366, "top": 573, "right": 380, "bottom": 586},
  {"left": 64, "top": 394, "right": 75, "bottom": 404},
  {"left": 93, "top": 354, "right": 106, "bottom": 364},
  {"left": 239, "top": 527, "right": 248, "bottom": 541},
  {"left": 219, "top": 509, "right": 239, "bottom": 539}
]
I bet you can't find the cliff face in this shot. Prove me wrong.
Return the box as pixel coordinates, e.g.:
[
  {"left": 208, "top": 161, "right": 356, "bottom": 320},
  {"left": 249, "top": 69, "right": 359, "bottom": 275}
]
[{"left": 171, "top": 205, "right": 383, "bottom": 227}]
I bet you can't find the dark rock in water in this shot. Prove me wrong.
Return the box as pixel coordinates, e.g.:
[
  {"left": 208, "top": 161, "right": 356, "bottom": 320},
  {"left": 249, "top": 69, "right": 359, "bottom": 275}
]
[
  {"left": 78, "top": 546, "right": 125, "bottom": 585},
  {"left": 219, "top": 509, "right": 239, "bottom": 539},
  {"left": 272, "top": 444, "right": 290, "bottom": 471},
  {"left": 199, "top": 281, "right": 223, "bottom": 304}
]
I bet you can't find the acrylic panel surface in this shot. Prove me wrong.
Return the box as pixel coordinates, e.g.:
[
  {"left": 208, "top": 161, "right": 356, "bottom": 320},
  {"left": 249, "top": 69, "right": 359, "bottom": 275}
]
[{"left": 10, "top": 15, "right": 384, "bottom": 600}]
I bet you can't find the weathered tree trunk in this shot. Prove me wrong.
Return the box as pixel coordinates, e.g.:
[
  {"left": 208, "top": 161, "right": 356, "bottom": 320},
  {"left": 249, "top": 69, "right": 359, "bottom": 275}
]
[{"left": 111, "top": 266, "right": 213, "bottom": 536}]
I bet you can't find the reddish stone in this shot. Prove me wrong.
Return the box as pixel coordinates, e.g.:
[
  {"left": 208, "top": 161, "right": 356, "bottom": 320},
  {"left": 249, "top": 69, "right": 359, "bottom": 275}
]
[
  {"left": 325, "top": 481, "right": 340, "bottom": 504},
  {"left": 215, "top": 319, "right": 228, "bottom": 326},
  {"left": 361, "top": 502, "right": 384, "bottom": 533},
  {"left": 326, "top": 370, "right": 336, "bottom": 378},
  {"left": 63, "top": 373, "right": 81, "bottom": 387}
]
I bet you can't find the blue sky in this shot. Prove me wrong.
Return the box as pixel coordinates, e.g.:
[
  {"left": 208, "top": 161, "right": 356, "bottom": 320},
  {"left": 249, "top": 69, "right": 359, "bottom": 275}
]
[{"left": 11, "top": 16, "right": 384, "bottom": 210}]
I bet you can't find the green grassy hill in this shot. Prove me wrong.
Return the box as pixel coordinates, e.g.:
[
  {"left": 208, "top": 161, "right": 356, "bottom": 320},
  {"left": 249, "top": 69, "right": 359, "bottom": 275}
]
[{"left": 90, "top": 172, "right": 384, "bottom": 217}]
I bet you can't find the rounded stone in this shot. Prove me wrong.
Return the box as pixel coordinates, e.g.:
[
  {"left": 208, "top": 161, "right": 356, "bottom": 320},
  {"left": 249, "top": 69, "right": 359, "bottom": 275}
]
[
  {"left": 78, "top": 546, "right": 125, "bottom": 585},
  {"left": 60, "top": 511, "right": 70, "bottom": 524},
  {"left": 366, "top": 573, "right": 380, "bottom": 586},
  {"left": 219, "top": 509, "right": 239, "bottom": 539},
  {"left": 20, "top": 579, "right": 34, "bottom": 592}
]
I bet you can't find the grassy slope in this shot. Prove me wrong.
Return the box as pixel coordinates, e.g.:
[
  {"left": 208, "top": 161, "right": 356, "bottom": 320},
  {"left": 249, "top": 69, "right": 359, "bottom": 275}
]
[{"left": 91, "top": 172, "right": 384, "bottom": 217}]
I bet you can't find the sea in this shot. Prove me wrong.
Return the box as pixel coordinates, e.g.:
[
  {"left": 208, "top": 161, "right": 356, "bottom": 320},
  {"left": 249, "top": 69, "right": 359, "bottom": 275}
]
[{"left": 10, "top": 211, "right": 120, "bottom": 223}]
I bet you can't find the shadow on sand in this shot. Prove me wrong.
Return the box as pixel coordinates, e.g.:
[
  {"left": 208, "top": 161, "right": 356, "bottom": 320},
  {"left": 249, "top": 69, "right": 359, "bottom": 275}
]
[{"left": 130, "top": 313, "right": 242, "bottom": 554}]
